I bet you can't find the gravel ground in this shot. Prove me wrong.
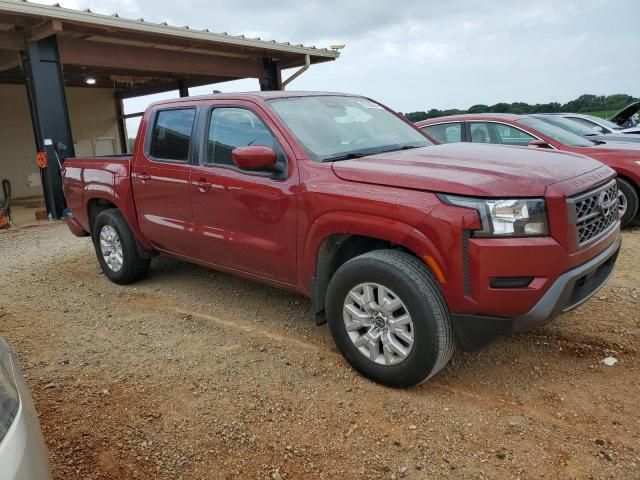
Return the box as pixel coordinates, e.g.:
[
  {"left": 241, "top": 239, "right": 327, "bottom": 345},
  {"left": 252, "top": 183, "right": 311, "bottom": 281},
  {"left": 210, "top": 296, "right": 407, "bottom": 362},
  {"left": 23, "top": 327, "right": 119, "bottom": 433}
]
[{"left": 0, "top": 223, "right": 639, "bottom": 480}]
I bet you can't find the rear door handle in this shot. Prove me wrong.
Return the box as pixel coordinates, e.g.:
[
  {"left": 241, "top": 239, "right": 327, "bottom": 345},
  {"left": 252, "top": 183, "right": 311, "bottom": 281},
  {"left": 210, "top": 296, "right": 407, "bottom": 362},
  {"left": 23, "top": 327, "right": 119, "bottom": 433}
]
[
  {"left": 194, "top": 178, "right": 211, "bottom": 191},
  {"left": 137, "top": 173, "right": 151, "bottom": 182}
]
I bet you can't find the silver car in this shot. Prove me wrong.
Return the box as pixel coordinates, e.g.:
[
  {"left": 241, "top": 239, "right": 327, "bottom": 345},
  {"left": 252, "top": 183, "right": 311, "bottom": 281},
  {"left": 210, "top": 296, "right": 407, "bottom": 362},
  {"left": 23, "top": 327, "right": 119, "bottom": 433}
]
[{"left": 0, "top": 337, "right": 52, "bottom": 479}]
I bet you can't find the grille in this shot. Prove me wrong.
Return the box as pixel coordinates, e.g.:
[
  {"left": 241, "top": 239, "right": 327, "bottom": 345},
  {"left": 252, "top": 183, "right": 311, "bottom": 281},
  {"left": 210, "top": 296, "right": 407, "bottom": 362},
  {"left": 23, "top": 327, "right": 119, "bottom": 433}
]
[{"left": 569, "top": 180, "right": 618, "bottom": 248}]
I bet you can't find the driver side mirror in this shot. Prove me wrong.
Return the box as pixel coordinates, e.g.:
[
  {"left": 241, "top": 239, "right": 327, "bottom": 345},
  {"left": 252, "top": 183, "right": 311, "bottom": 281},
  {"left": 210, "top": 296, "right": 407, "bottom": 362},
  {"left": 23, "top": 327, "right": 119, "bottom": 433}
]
[
  {"left": 232, "top": 146, "right": 277, "bottom": 170},
  {"left": 592, "top": 126, "right": 604, "bottom": 133},
  {"left": 527, "top": 139, "right": 552, "bottom": 149}
]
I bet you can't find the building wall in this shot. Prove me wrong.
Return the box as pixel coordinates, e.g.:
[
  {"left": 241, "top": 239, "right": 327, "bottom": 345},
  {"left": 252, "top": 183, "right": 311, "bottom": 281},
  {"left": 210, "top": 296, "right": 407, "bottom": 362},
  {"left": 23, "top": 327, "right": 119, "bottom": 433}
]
[{"left": 0, "top": 85, "right": 121, "bottom": 199}]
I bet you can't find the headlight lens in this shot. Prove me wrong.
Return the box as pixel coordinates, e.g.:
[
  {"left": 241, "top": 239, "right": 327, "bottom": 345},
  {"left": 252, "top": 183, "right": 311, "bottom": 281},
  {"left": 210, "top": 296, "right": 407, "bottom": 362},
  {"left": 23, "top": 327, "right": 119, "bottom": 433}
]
[
  {"left": 0, "top": 353, "right": 19, "bottom": 441},
  {"left": 440, "top": 195, "right": 549, "bottom": 237}
]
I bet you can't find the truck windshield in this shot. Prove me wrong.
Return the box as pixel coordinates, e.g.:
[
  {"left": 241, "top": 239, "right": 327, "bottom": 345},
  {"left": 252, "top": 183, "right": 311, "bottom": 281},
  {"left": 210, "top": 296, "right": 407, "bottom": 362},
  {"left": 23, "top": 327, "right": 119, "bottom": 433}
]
[
  {"left": 268, "top": 95, "right": 431, "bottom": 162},
  {"left": 518, "top": 118, "right": 594, "bottom": 147}
]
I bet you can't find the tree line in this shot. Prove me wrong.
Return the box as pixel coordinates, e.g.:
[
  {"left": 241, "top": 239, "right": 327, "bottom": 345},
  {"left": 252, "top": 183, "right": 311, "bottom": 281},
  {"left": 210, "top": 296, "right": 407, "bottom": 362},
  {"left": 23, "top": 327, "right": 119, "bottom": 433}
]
[{"left": 403, "top": 94, "right": 639, "bottom": 122}]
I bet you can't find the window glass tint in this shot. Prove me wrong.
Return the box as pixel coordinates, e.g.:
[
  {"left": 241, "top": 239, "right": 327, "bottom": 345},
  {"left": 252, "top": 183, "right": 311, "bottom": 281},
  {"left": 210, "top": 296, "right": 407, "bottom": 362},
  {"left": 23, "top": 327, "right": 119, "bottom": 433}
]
[
  {"left": 422, "top": 123, "right": 462, "bottom": 144},
  {"left": 149, "top": 109, "right": 195, "bottom": 161},
  {"left": 469, "top": 123, "right": 491, "bottom": 143},
  {"left": 579, "top": 115, "right": 621, "bottom": 130},
  {"left": 493, "top": 124, "right": 535, "bottom": 146},
  {"left": 567, "top": 117, "right": 601, "bottom": 130},
  {"left": 518, "top": 118, "right": 593, "bottom": 147},
  {"left": 207, "top": 108, "right": 276, "bottom": 166},
  {"left": 534, "top": 115, "right": 595, "bottom": 136}
]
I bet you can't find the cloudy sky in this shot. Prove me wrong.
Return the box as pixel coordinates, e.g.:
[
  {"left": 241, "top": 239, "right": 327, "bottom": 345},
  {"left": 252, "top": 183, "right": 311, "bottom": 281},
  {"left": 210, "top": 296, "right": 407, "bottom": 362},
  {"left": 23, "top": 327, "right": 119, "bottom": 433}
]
[{"left": 34, "top": 0, "right": 640, "bottom": 124}]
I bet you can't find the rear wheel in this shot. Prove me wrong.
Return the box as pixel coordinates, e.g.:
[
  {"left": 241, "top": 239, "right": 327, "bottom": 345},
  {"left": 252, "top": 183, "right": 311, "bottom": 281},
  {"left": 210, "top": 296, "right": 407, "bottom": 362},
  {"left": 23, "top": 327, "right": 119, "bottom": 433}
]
[
  {"left": 617, "top": 178, "right": 639, "bottom": 227},
  {"left": 93, "top": 209, "right": 150, "bottom": 284},
  {"left": 325, "top": 250, "right": 454, "bottom": 388}
]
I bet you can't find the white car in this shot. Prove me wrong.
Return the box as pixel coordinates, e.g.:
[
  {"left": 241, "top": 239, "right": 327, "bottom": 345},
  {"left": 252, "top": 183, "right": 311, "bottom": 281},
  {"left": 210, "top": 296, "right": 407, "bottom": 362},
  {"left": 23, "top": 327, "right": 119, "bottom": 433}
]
[
  {"left": 0, "top": 337, "right": 52, "bottom": 479},
  {"left": 554, "top": 112, "right": 640, "bottom": 135},
  {"left": 610, "top": 101, "right": 640, "bottom": 134}
]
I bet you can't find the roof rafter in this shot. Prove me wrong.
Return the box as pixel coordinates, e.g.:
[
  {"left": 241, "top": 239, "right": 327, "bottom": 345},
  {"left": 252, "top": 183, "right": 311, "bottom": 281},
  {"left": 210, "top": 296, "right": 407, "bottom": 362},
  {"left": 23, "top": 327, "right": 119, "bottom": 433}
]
[
  {"left": 0, "top": 29, "right": 24, "bottom": 49},
  {"left": 58, "top": 37, "right": 263, "bottom": 78}
]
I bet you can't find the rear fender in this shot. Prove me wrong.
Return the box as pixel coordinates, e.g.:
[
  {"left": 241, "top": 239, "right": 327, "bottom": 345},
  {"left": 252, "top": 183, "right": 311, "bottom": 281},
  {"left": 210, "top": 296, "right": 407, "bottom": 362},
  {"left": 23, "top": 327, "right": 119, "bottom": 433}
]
[{"left": 83, "top": 178, "right": 153, "bottom": 251}]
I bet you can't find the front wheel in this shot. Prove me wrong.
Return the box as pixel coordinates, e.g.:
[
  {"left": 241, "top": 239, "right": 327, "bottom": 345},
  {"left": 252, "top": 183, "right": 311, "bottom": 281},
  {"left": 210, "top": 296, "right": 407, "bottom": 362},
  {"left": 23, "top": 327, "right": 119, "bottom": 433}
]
[
  {"left": 325, "top": 250, "right": 455, "bottom": 388},
  {"left": 93, "top": 209, "right": 150, "bottom": 285}
]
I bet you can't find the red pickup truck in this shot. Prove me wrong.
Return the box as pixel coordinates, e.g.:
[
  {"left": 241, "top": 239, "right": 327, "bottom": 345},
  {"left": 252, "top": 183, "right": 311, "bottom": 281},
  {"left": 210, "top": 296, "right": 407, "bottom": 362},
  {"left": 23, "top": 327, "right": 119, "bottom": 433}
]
[{"left": 62, "top": 92, "right": 621, "bottom": 387}]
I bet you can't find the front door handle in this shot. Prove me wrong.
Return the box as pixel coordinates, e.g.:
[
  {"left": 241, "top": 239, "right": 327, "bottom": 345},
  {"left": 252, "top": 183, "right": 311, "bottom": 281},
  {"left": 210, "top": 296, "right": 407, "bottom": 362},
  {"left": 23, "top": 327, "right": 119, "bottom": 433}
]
[
  {"left": 137, "top": 173, "right": 151, "bottom": 182},
  {"left": 194, "top": 179, "right": 211, "bottom": 192}
]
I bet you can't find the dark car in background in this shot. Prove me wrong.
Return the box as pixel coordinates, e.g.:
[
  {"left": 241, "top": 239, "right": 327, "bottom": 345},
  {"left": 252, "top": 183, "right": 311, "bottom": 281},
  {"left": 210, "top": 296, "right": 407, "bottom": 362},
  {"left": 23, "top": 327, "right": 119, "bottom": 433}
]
[{"left": 417, "top": 114, "right": 640, "bottom": 226}]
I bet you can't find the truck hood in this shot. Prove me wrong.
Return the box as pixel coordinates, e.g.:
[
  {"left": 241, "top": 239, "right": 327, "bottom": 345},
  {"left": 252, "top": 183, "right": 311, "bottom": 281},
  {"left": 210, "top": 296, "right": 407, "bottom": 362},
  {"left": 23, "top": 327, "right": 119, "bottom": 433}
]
[{"left": 331, "top": 143, "right": 605, "bottom": 197}]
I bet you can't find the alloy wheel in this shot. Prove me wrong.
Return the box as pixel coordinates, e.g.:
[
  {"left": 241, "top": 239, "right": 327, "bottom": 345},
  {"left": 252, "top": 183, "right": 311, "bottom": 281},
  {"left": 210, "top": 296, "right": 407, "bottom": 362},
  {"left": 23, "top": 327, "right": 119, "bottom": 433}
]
[
  {"left": 99, "top": 225, "right": 123, "bottom": 272},
  {"left": 618, "top": 190, "right": 627, "bottom": 218},
  {"left": 342, "top": 283, "right": 414, "bottom": 365}
]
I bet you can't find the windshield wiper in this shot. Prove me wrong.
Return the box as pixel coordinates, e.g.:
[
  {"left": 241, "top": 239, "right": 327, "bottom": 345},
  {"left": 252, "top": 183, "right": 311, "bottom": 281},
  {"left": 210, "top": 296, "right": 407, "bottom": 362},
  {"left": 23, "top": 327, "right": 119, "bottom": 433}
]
[
  {"left": 321, "top": 152, "right": 369, "bottom": 163},
  {"left": 321, "top": 145, "right": 423, "bottom": 163},
  {"left": 383, "top": 145, "right": 421, "bottom": 153}
]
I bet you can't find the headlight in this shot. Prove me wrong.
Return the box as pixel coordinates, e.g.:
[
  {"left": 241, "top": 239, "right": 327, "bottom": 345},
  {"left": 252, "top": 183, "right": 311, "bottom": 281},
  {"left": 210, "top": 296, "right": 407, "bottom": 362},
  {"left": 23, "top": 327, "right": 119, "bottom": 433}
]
[
  {"left": 440, "top": 195, "right": 549, "bottom": 237},
  {"left": 0, "top": 351, "right": 19, "bottom": 441}
]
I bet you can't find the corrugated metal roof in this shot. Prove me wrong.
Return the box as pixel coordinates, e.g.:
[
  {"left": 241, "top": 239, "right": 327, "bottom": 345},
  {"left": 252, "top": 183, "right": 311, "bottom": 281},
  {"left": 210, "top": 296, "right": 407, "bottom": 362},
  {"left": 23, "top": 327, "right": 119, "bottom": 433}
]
[{"left": 0, "top": 0, "right": 340, "bottom": 60}]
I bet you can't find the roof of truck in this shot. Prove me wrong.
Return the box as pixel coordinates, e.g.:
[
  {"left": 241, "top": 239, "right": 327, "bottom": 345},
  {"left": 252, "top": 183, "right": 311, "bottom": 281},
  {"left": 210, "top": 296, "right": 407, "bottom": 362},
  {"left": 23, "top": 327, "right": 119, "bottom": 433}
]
[{"left": 149, "top": 91, "right": 361, "bottom": 107}]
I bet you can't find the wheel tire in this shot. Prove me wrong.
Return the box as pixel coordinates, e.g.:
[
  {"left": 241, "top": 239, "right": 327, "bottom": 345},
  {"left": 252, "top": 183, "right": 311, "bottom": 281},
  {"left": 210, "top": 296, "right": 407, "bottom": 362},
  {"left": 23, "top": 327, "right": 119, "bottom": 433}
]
[
  {"left": 617, "top": 178, "right": 639, "bottom": 228},
  {"left": 325, "top": 250, "right": 454, "bottom": 388},
  {"left": 93, "top": 209, "right": 151, "bottom": 285}
]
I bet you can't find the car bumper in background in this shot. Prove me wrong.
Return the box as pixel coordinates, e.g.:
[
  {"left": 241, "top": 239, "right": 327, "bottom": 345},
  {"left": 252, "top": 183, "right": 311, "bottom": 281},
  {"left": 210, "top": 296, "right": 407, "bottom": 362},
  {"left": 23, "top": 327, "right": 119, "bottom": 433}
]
[
  {"left": 0, "top": 339, "right": 52, "bottom": 480},
  {"left": 452, "top": 235, "right": 621, "bottom": 351}
]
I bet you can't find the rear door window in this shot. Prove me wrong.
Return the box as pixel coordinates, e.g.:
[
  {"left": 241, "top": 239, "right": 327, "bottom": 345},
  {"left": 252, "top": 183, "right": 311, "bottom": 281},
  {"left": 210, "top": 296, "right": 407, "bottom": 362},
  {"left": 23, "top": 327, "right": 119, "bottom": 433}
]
[
  {"left": 422, "top": 123, "right": 462, "bottom": 143},
  {"left": 493, "top": 123, "right": 535, "bottom": 146},
  {"left": 149, "top": 109, "right": 196, "bottom": 162},
  {"left": 469, "top": 123, "right": 492, "bottom": 143}
]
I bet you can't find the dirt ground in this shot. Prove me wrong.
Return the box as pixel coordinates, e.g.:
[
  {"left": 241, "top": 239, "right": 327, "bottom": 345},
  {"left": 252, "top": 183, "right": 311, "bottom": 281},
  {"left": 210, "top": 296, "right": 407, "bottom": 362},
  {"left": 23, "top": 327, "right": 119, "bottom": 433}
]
[{"left": 0, "top": 223, "right": 638, "bottom": 480}]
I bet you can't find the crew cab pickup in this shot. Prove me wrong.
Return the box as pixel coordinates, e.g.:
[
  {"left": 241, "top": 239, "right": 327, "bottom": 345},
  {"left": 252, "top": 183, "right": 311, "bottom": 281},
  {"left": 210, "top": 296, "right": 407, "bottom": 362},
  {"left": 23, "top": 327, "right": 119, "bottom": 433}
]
[{"left": 62, "top": 92, "right": 621, "bottom": 387}]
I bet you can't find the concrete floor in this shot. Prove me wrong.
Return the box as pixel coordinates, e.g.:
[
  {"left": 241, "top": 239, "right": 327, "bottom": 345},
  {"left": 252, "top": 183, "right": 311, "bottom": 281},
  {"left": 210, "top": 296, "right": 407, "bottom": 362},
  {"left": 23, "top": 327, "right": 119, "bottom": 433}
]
[{"left": 1, "top": 196, "right": 51, "bottom": 229}]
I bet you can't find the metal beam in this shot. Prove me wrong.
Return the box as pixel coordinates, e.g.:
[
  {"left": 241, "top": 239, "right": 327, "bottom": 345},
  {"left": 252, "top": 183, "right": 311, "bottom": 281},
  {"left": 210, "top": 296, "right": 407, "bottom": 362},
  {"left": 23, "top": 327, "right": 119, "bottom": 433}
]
[
  {"left": 22, "top": 35, "right": 74, "bottom": 219},
  {"left": 0, "top": 30, "right": 25, "bottom": 50},
  {"left": 259, "top": 58, "right": 281, "bottom": 91},
  {"left": 57, "top": 37, "right": 263, "bottom": 78},
  {"left": 114, "top": 76, "right": 230, "bottom": 100},
  {"left": 114, "top": 98, "right": 128, "bottom": 154},
  {"left": 26, "top": 19, "right": 62, "bottom": 43},
  {"left": 178, "top": 79, "right": 189, "bottom": 98}
]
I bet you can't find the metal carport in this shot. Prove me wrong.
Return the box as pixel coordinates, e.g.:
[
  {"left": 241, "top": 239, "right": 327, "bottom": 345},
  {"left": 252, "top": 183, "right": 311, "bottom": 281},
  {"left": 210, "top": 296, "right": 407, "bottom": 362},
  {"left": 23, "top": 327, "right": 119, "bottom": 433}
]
[{"left": 0, "top": 0, "right": 339, "bottom": 218}]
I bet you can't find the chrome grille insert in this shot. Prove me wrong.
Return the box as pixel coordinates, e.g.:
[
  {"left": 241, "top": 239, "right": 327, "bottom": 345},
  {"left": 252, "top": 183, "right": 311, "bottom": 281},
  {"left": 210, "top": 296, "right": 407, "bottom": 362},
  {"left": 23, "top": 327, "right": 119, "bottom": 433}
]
[{"left": 568, "top": 180, "right": 618, "bottom": 248}]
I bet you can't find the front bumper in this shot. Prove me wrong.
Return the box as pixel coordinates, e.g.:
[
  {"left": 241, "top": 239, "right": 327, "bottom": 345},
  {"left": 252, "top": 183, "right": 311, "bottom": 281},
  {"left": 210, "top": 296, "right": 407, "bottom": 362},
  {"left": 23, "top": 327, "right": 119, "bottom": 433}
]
[
  {"left": 451, "top": 236, "right": 621, "bottom": 351},
  {"left": 0, "top": 339, "right": 52, "bottom": 480}
]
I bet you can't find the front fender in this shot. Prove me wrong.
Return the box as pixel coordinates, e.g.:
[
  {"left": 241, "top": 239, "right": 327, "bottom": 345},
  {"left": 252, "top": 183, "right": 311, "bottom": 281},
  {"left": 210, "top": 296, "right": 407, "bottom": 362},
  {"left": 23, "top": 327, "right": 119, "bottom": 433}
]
[{"left": 299, "top": 210, "right": 447, "bottom": 295}]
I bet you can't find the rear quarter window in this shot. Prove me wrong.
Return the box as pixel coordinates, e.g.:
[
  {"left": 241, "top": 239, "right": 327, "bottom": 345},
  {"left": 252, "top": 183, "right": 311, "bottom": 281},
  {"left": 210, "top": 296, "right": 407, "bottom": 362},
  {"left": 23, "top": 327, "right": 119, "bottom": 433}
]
[{"left": 149, "top": 109, "right": 196, "bottom": 162}]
